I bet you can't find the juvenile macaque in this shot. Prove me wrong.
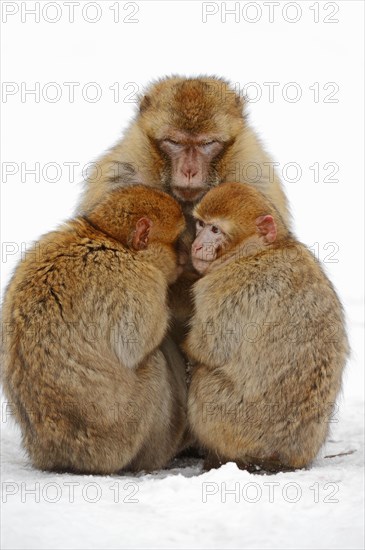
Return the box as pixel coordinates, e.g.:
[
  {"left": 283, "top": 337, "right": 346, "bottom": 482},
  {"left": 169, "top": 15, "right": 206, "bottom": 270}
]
[
  {"left": 80, "top": 76, "right": 290, "bottom": 334},
  {"left": 2, "top": 186, "right": 188, "bottom": 474},
  {"left": 185, "top": 183, "right": 348, "bottom": 472}
]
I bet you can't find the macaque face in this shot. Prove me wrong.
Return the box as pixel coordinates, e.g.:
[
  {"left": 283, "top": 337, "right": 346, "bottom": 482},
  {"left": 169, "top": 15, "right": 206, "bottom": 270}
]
[
  {"left": 139, "top": 78, "right": 245, "bottom": 204},
  {"left": 158, "top": 131, "right": 225, "bottom": 203},
  {"left": 191, "top": 219, "right": 227, "bottom": 274}
]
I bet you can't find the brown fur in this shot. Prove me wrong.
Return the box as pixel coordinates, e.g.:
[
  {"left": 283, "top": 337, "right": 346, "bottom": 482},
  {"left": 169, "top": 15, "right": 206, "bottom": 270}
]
[
  {"left": 1, "top": 186, "right": 188, "bottom": 474},
  {"left": 185, "top": 183, "right": 349, "bottom": 471},
  {"left": 80, "top": 77, "right": 289, "bottom": 222},
  {"left": 78, "top": 76, "right": 290, "bottom": 335}
]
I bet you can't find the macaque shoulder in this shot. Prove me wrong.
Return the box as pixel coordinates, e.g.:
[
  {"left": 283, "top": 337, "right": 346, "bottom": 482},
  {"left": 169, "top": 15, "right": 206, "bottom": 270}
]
[
  {"left": 5, "top": 221, "right": 168, "bottom": 324},
  {"left": 193, "top": 247, "right": 286, "bottom": 304},
  {"left": 194, "top": 242, "right": 340, "bottom": 334},
  {"left": 243, "top": 241, "right": 326, "bottom": 283},
  {"left": 187, "top": 241, "right": 344, "bottom": 366},
  {"left": 193, "top": 241, "right": 335, "bottom": 323}
]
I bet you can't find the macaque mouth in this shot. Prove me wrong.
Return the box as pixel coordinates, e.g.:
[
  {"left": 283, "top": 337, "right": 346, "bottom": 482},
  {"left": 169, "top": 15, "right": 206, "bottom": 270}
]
[
  {"left": 191, "top": 256, "right": 214, "bottom": 274},
  {"left": 173, "top": 186, "right": 206, "bottom": 202}
]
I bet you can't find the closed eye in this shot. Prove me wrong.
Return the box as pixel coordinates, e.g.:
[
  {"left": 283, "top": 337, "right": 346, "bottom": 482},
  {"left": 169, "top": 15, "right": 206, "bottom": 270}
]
[
  {"left": 199, "top": 141, "right": 223, "bottom": 155},
  {"left": 159, "top": 139, "right": 184, "bottom": 155},
  {"left": 200, "top": 141, "right": 217, "bottom": 148}
]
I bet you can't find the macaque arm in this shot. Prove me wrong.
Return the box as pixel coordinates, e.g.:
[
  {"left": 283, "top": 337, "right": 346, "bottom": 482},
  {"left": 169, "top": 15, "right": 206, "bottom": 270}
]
[
  {"left": 110, "top": 265, "right": 170, "bottom": 369},
  {"left": 185, "top": 268, "right": 246, "bottom": 366}
]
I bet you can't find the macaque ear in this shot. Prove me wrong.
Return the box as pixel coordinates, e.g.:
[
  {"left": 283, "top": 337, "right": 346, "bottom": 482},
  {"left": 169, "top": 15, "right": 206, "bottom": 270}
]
[
  {"left": 255, "top": 215, "right": 277, "bottom": 244},
  {"left": 132, "top": 217, "right": 152, "bottom": 250},
  {"left": 139, "top": 95, "right": 151, "bottom": 114}
]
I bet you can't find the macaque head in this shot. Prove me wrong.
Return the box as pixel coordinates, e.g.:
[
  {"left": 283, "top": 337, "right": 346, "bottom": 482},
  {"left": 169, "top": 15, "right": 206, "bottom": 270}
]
[
  {"left": 191, "top": 182, "right": 287, "bottom": 274},
  {"left": 87, "top": 185, "right": 185, "bottom": 251},
  {"left": 138, "top": 77, "right": 245, "bottom": 203}
]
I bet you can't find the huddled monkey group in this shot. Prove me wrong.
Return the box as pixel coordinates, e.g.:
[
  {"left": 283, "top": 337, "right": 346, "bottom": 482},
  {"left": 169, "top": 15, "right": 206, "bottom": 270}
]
[{"left": 2, "top": 76, "right": 348, "bottom": 474}]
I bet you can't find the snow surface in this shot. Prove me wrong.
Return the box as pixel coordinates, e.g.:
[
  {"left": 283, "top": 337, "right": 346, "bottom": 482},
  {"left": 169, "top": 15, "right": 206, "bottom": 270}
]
[
  {"left": 1, "top": 1, "right": 364, "bottom": 547},
  {"left": 1, "top": 300, "right": 364, "bottom": 549},
  {"left": 1, "top": 402, "right": 364, "bottom": 550}
]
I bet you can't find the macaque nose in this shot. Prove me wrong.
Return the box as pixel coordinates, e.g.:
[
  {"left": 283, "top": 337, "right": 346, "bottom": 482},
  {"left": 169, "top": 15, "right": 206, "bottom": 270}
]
[
  {"left": 182, "top": 167, "right": 198, "bottom": 179},
  {"left": 193, "top": 243, "right": 203, "bottom": 253}
]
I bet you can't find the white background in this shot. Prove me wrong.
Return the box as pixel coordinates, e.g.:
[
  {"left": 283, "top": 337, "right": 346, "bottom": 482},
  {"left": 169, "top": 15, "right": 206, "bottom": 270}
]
[{"left": 1, "top": 1, "right": 364, "bottom": 549}]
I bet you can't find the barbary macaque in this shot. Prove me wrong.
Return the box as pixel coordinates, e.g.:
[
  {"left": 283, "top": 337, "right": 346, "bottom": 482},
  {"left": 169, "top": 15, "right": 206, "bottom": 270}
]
[
  {"left": 185, "top": 183, "right": 349, "bottom": 472},
  {"left": 1, "top": 186, "right": 188, "bottom": 474},
  {"left": 79, "top": 76, "right": 290, "bottom": 334}
]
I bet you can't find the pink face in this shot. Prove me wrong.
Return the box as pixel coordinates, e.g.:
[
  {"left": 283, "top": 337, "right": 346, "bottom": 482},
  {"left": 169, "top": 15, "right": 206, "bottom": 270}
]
[
  {"left": 191, "top": 219, "right": 227, "bottom": 274},
  {"left": 159, "top": 132, "right": 224, "bottom": 203}
]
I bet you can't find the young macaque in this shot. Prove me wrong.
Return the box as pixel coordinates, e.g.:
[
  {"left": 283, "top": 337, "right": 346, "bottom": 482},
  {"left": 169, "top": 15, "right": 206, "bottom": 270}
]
[
  {"left": 185, "top": 183, "right": 349, "bottom": 472},
  {"left": 79, "top": 76, "right": 290, "bottom": 337},
  {"left": 1, "top": 186, "right": 188, "bottom": 474}
]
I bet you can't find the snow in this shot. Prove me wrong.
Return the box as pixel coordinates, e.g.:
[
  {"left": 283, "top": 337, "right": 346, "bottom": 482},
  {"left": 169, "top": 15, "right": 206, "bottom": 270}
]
[
  {"left": 1, "top": 403, "right": 364, "bottom": 549},
  {"left": 1, "top": 300, "right": 364, "bottom": 549},
  {"left": 1, "top": 1, "right": 364, "bottom": 547}
]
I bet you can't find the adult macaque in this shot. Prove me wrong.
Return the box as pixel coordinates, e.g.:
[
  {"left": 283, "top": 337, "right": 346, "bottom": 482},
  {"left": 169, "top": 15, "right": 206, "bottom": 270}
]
[
  {"left": 79, "top": 76, "right": 290, "bottom": 335},
  {"left": 2, "top": 186, "right": 188, "bottom": 474},
  {"left": 185, "top": 183, "right": 348, "bottom": 472}
]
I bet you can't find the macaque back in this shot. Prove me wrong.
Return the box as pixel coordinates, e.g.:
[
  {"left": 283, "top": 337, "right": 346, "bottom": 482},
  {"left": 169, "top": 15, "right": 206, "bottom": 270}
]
[
  {"left": 2, "top": 186, "right": 188, "bottom": 474},
  {"left": 186, "top": 183, "right": 349, "bottom": 471}
]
